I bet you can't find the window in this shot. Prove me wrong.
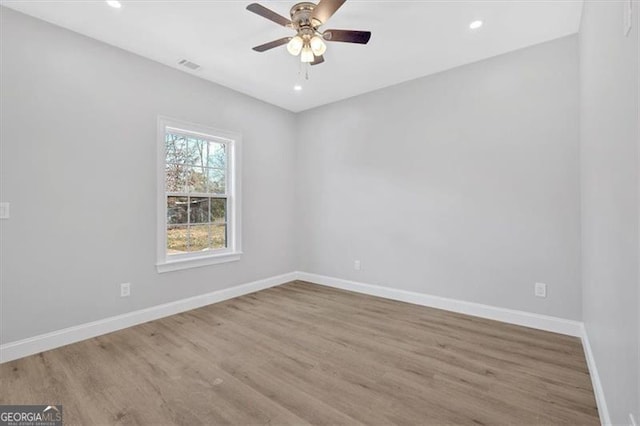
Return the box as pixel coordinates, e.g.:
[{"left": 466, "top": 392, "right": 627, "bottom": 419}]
[{"left": 157, "top": 117, "right": 241, "bottom": 272}]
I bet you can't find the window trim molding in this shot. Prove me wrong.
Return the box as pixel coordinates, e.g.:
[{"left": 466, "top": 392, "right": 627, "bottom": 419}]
[{"left": 156, "top": 116, "right": 242, "bottom": 273}]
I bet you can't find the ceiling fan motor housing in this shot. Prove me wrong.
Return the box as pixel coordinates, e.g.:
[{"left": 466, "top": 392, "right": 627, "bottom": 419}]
[{"left": 290, "top": 2, "right": 321, "bottom": 34}]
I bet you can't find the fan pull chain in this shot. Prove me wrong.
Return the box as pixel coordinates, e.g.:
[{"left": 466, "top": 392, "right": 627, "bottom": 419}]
[{"left": 297, "top": 61, "right": 310, "bottom": 81}]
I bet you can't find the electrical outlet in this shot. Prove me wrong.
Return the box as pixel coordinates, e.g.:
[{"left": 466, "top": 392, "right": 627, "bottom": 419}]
[
  {"left": 354, "top": 260, "right": 361, "bottom": 271},
  {"left": 0, "top": 202, "right": 9, "bottom": 219},
  {"left": 120, "top": 282, "right": 131, "bottom": 298},
  {"left": 535, "top": 282, "right": 547, "bottom": 298}
]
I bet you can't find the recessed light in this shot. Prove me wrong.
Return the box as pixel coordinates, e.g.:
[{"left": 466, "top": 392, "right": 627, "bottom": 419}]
[
  {"left": 106, "top": 0, "right": 122, "bottom": 8},
  {"left": 469, "top": 20, "right": 483, "bottom": 30},
  {"left": 294, "top": 85, "right": 302, "bottom": 91}
]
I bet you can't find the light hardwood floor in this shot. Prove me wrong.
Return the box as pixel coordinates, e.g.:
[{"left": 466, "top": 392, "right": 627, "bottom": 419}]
[{"left": 0, "top": 281, "right": 599, "bottom": 425}]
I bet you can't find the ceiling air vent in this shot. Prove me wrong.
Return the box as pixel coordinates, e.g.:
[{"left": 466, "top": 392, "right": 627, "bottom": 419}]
[{"left": 177, "top": 59, "right": 201, "bottom": 71}]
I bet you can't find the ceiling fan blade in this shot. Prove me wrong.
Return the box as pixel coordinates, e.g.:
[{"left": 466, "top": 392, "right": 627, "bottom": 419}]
[
  {"left": 246, "top": 3, "right": 292, "bottom": 28},
  {"left": 252, "top": 37, "right": 292, "bottom": 52},
  {"left": 311, "top": 0, "right": 346, "bottom": 25},
  {"left": 323, "top": 29, "right": 371, "bottom": 44},
  {"left": 311, "top": 55, "right": 325, "bottom": 66}
]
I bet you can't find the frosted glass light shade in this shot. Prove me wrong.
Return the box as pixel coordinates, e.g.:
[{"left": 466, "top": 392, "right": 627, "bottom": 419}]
[
  {"left": 287, "top": 36, "right": 304, "bottom": 56},
  {"left": 310, "top": 36, "right": 326, "bottom": 56},
  {"left": 300, "top": 45, "right": 314, "bottom": 63}
]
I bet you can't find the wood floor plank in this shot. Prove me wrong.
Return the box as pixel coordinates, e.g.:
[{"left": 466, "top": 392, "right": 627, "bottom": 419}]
[{"left": 0, "top": 281, "right": 599, "bottom": 425}]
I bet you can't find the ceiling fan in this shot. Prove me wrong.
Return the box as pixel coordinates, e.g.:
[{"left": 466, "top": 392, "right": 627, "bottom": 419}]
[{"left": 247, "top": 0, "right": 371, "bottom": 66}]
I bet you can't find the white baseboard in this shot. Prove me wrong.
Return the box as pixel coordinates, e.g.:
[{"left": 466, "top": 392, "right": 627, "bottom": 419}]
[
  {"left": 0, "top": 272, "right": 297, "bottom": 364},
  {"left": 1, "top": 270, "right": 608, "bottom": 426},
  {"left": 580, "top": 325, "right": 611, "bottom": 426},
  {"left": 295, "top": 272, "right": 583, "bottom": 337}
]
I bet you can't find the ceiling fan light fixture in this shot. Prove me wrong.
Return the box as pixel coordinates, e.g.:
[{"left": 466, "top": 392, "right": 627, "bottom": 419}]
[
  {"left": 300, "top": 45, "right": 314, "bottom": 63},
  {"left": 287, "top": 36, "right": 304, "bottom": 56},
  {"left": 247, "top": 1, "right": 372, "bottom": 69},
  {"left": 310, "top": 36, "right": 327, "bottom": 56}
]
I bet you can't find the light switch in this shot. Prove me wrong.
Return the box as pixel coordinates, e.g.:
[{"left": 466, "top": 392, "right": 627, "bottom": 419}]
[
  {"left": 0, "top": 203, "right": 9, "bottom": 219},
  {"left": 624, "top": 0, "right": 633, "bottom": 36}
]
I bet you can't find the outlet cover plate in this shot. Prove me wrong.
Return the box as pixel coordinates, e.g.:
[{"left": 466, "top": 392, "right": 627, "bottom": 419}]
[
  {"left": 0, "top": 202, "right": 9, "bottom": 219},
  {"left": 120, "top": 283, "right": 131, "bottom": 297},
  {"left": 535, "top": 283, "right": 547, "bottom": 298}
]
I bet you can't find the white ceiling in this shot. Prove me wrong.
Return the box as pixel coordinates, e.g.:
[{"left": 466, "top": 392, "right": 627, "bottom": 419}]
[{"left": 2, "top": 0, "right": 583, "bottom": 112}]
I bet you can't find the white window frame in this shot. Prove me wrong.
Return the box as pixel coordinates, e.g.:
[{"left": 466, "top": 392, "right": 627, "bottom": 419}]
[{"left": 156, "top": 116, "right": 242, "bottom": 273}]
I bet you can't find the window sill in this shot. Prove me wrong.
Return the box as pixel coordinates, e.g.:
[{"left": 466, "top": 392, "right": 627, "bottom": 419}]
[{"left": 156, "top": 251, "right": 242, "bottom": 273}]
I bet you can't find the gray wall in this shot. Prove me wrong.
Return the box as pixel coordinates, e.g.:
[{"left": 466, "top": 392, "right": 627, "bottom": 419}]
[
  {"left": 295, "top": 35, "right": 582, "bottom": 320},
  {"left": 0, "top": 8, "right": 297, "bottom": 344},
  {"left": 580, "top": 1, "right": 639, "bottom": 424}
]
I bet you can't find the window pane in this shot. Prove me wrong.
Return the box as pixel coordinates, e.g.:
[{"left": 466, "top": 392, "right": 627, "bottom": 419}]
[
  {"left": 164, "top": 124, "right": 234, "bottom": 260},
  {"left": 188, "top": 166, "right": 208, "bottom": 193},
  {"left": 189, "top": 197, "right": 210, "bottom": 223},
  {"left": 210, "top": 224, "right": 226, "bottom": 250},
  {"left": 207, "top": 142, "right": 226, "bottom": 169},
  {"left": 188, "top": 225, "right": 209, "bottom": 252},
  {"left": 188, "top": 138, "right": 206, "bottom": 166},
  {"left": 167, "top": 196, "right": 188, "bottom": 224},
  {"left": 167, "top": 225, "right": 188, "bottom": 254},
  {"left": 206, "top": 168, "right": 226, "bottom": 194},
  {"left": 165, "top": 134, "right": 188, "bottom": 164},
  {"left": 210, "top": 198, "right": 226, "bottom": 223},
  {"left": 165, "top": 164, "right": 188, "bottom": 192}
]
